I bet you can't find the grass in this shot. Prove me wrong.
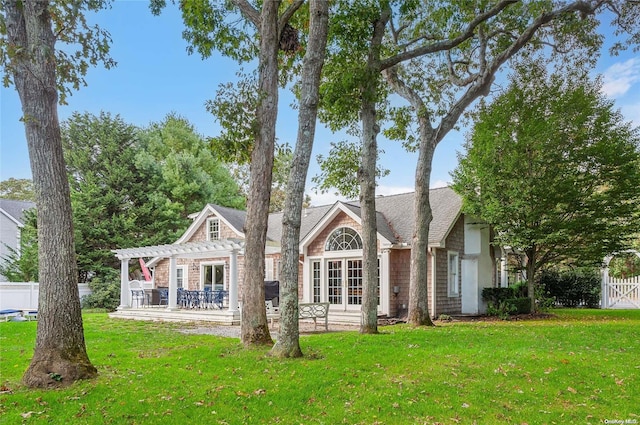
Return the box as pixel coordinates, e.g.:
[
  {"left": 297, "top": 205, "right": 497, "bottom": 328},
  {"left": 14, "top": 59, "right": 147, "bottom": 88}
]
[{"left": 1, "top": 309, "right": 639, "bottom": 425}]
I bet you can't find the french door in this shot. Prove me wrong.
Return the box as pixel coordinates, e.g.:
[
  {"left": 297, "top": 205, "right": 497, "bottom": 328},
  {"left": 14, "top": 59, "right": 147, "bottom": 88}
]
[{"left": 327, "top": 259, "right": 364, "bottom": 311}]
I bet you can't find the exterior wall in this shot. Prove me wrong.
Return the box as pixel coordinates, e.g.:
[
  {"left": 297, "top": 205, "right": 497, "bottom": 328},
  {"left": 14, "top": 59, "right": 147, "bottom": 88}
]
[
  {"left": 388, "top": 249, "right": 411, "bottom": 317},
  {"left": 433, "top": 216, "right": 465, "bottom": 316},
  {"left": 153, "top": 256, "right": 245, "bottom": 292},
  {"left": 152, "top": 253, "right": 303, "bottom": 304},
  {"left": 0, "top": 215, "right": 20, "bottom": 281}
]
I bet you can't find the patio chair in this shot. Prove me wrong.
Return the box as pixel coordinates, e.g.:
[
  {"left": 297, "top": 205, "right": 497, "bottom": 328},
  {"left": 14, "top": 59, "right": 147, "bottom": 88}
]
[
  {"left": 212, "top": 290, "right": 226, "bottom": 309},
  {"left": 265, "top": 300, "right": 279, "bottom": 328},
  {"left": 129, "top": 280, "right": 146, "bottom": 308},
  {"left": 158, "top": 288, "right": 169, "bottom": 306}
]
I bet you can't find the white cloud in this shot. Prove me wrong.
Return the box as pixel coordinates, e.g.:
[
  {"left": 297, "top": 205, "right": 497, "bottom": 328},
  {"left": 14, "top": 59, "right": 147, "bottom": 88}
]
[
  {"left": 430, "top": 179, "right": 450, "bottom": 189},
  {"left": 601, "top": 58, "right": 640, "bottom": 98},
  {"left": 307, "top": 183, "right": 455, "bottom": 207},
  {"left": 376, "top": 185, "right": 415, "bottom": 196},
  {"left": 307, "top": 191, "right": 349, "bottom": 207}
]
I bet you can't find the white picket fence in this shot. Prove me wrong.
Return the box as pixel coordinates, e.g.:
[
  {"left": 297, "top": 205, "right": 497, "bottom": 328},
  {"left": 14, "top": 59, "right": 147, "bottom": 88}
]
[
  {"left": 0, "top": 282, "right": 92, "bottom": 310},
  {"left": 602, "top": 275, "right": 640, "bottom": 309}
]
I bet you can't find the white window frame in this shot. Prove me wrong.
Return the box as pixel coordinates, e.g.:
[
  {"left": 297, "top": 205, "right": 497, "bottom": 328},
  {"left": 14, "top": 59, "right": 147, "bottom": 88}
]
[
  {"left": 207, "top": 217, "right": 220, "bottom": 241},
  {"left": 448, "top": 251, "right": 460, "bottom": 297},
  {"left": 200, "top": 261, "right": 226, "bottom": 290},
  {"left": 176, "top": 265, "right": 187, "bottom": 289}
]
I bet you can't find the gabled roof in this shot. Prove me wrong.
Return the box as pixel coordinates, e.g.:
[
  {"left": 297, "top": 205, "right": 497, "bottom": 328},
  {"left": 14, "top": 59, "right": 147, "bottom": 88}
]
[
  {"left": 296, "top": 186, "right": 462, "bottom": 248},
  {"left": 146, "top": 186, "right": 462, "bottom": 265},
  {"left": 370, "top": 187, "right": 462, "bottom": 247},
  {"left": 176, "top": 204, "right": 246, "bottom": 244},
  {"left": 0, "top": 199, "right": 35, "bottom": 227},
  {"left": 298, "top": 201, "right": 396, "bottom": 249}
]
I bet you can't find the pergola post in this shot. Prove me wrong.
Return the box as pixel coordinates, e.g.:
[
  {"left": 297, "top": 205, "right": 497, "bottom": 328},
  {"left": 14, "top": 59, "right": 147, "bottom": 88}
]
[
  {"left": 118, "top": 258, "right": 130, "bottom": 309},
  {"left": 168, "top": 256, "right": 178, "bottom": 310},
  {"left": 228, "top": 249, "right": 239, "bottom": 312}
]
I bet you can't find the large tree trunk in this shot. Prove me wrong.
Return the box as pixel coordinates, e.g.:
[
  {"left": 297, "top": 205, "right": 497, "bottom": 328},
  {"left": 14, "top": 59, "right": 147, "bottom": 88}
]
[
  {"left": 359, "top": 96, "right": 380, "bottom": 334},
  {"left": 358, "top": 4, "right": 391, "bottom": 334},
  {"left": 240, "top": 0, "right": 281, "bottom": 346},
  {"left": 382, "top": 67, "right": 437, "bottom": 326},
  {"left": 407, "top": 139, "right": 436, "bottom": 326},
  {"left": 271, "top": 0, "right": 328, "bottom": 358},
  {"left": 5, "top": 0, "right": 97, "bottom": 388}
]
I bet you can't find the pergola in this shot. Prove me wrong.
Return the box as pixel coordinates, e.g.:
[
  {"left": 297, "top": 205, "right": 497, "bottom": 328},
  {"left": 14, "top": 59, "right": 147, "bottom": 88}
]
[{"left": 112, "top": 240, "right": 245, "bottom": 311}]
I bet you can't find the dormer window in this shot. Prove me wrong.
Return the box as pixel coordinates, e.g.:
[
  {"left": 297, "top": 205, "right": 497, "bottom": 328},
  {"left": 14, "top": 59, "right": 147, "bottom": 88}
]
[
  {"left": 325, "top": 227, "right": 363, "bottom": 251},
  {"left": 207, "top": 218, "right": 220, "bottom": 241}
]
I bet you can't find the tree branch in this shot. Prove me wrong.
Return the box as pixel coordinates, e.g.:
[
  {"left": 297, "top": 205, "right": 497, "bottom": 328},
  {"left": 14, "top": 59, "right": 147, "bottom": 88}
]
[
  {"left": 434, "top": 0, "right": 605, "bottom": 143},
  {"left": 231, "top": 0, "right": 260, "bottom": 28},
  {"left": 382, "top": 66, "right": 434, "bottom": 135},
  {"left": 381, "top": 0, "right": 517, "bottom": 70},
  {"left": 279, "top": 0, "right": 305, "bottom": 32}
]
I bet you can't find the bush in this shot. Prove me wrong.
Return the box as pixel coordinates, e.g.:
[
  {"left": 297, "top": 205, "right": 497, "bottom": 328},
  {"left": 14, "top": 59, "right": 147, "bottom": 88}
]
[
  {"left": 506, "top": 297, "right": 532, "bottom": 314},
  {"left": 537, "top": 268, "right": 601, "bottom": 308},
  {"left": 482, "top": 288, "right": 531, "bottom": 318},
  {"left": 482, "top": 287, "right": 515, "bottom": 305},
  {"left": 81, "top": 276, "right": 120, "bottom": 311}
]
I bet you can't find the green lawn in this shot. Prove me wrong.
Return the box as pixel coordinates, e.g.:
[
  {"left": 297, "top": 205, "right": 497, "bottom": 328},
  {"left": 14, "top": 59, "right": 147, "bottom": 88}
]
[{"left": 1, "top": 309, "right": 638, "bottom": 424}]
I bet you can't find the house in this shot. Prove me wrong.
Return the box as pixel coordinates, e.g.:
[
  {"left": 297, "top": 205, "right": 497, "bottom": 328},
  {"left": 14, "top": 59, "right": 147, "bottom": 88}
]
[
  {"left": 113, "top": 187, "right": 498, "bottom": 323},
  {"left": 0, "top": 199, "right": 35, "bottom": 281}
]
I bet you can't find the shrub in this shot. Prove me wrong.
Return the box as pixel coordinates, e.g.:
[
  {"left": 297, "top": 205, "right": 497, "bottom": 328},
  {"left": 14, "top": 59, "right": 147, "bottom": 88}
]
[
  {"left": 537, "top": 268, "right": 601, "bottom": 308},
  {"left": 486, "top": 299, "right": 517, "bottom": 319},
  {"left": 506, "top": 297, "right": 532, "bottom": 315},
  {"left": 81, "top": 276, "right": 120, "bottom": 311},
  {"left": 483, "top": 287, "right": 532, "bottom": 318},
  {"left": 482, "top": 287, "right": 515, "bottom": 305}
]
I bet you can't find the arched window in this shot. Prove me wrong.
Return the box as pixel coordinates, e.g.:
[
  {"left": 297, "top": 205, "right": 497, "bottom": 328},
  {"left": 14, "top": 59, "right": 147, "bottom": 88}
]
[{"left": 325, "top": 227, "right": 363, "bottom": 251}]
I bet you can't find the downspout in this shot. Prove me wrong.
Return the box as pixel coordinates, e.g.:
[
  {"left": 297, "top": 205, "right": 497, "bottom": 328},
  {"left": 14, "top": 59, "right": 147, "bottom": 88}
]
[{"left": 431, "top": 247, "right": 437, "bottom": 318}]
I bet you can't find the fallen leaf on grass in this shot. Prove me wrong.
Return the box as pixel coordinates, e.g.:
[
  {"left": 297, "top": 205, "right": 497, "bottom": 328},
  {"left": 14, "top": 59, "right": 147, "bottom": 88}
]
[
  {"left": 567, "top": 387, "right": 577, "bottom": 394},
  {"left": 21, "top": 411, "right": 43, "bottom": 419}
]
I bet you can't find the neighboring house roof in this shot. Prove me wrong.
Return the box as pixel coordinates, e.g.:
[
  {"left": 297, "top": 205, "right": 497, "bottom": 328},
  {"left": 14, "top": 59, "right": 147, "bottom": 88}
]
[{"left": 0, "top": 199, "right": 35, "bottom": 227}]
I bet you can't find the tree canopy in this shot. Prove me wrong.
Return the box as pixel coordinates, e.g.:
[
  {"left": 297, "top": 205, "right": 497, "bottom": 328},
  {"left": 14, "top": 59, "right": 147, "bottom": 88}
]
[
  {"left": 63, "top": 111, "right": 244, "bottom": 282},
  {"left": 0, "top": 178, "right": 35, "bottom": 201},
  {"left": 452, "top": 61, "right": 640, "bottom": 304}
]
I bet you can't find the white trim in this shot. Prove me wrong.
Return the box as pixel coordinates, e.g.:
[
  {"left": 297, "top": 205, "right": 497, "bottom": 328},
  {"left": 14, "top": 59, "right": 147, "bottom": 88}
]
[
  {"left": 324, "top": 226, "right": 364, "bottom": 251},
  {"left": 431, "top": 248, "right": 437, "bottom": 317},
  {"left": 113, "top": 240, "right": 245, "bottom": 261},
  {"left": 176, "top": 204, "right": 244, "bottom": 245},
  {"left": 0, "top": 208, "right": 24, "bottom": 227},
  {"left": 299, "top": 202, "right": 393, "bottom": 250},
  {"left": 200, "top": 261, "right": 227, "bottom": 291},
  {"left": 206, "top": 217, "right": 221, "bottom": 241},
  {"left": 448, "top": 250, "right": 460, "bottom": 297},
  {"left": 176, "top": 265, "right": 187, "bottom": 289}
]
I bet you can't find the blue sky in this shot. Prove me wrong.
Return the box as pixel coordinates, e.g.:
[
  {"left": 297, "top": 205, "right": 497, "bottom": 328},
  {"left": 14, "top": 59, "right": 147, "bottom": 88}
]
[{"left": 1, "top": 2, "right": 638, "bottom": 206}]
